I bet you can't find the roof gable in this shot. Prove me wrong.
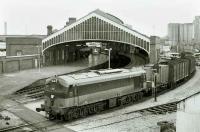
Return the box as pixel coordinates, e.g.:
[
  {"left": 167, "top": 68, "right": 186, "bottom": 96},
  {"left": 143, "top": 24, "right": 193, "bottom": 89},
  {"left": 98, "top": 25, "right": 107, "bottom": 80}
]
[{"left": 43, "top": 9, "right": 149, "bottom": 42}]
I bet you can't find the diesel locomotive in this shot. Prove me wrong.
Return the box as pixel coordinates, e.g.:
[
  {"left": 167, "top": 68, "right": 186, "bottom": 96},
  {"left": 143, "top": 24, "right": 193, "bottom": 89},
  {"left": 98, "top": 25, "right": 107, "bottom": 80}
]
[{"left": 36, "top": 68, "right": 147, "bottom": 120}]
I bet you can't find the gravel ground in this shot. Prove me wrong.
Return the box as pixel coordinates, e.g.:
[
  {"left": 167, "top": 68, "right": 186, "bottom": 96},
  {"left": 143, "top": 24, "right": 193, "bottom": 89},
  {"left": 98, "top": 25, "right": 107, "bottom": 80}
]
[
  {"left": 64, "top": 112, "right": 176, "bottom": 132},
  {"left": 24, "top": 100, "right": 45, "bottom": 116},
  {"left": 0, "top": 110, "right": 25, "bottom": 130}
]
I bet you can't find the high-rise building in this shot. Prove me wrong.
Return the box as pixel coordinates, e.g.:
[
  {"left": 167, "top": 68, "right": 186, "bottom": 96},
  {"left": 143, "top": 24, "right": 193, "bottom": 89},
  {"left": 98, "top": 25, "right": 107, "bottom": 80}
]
[
  {"left": 168, "top": 23, "right": 194, "bottom": 45},
  {"left": 168, "top": 23, "right": 180, "bottom": 46},
  {"left": 179, "top": 23, "right": 193, "bottom": 44},
  {"left": 193, "top": 16, "right": 200, "bottom": 43}
]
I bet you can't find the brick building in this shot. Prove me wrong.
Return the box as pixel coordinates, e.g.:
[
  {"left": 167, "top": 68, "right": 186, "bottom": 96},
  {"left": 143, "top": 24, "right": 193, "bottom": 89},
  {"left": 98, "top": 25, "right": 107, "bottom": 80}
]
[
  {"left": 150, "top": 36, "right": 160, "bottom": 64},
  {"left": 6, "top": 36, "right": 45, "bottom": 56}
]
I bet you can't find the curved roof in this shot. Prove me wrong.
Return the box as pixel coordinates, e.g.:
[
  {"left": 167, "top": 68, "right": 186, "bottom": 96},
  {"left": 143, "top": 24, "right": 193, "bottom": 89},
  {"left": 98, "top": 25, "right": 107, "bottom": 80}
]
[
  {"left": 43, "top": 9, "right": 149, "bottom": 41},
  {"left": 55, "top": 68, "right": 146, "bottom": 87},
  {"left": 92, "top": 9, "right": 124, "bottom": 25},
  {"left": 88, "top": 9, "right": 148, "bottom": 38},
  {"left": 42, "top": 9, "right": 150, "bottom": 54}
]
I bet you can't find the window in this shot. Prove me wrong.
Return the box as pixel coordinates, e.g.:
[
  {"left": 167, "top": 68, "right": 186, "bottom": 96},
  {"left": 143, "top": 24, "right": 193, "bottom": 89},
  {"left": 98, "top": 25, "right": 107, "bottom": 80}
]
[
  {"left": 16, "top": 50, "right": 22, "bottom": 56},
  {"left": 69, "top": 85, "right": 73, "bottom": 97}
]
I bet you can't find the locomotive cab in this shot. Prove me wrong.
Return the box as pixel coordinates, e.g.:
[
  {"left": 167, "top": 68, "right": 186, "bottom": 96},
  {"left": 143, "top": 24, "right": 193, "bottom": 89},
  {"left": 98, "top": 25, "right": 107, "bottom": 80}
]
[{"left": 36, "top": 76, "right": 72, "bottom": 116}]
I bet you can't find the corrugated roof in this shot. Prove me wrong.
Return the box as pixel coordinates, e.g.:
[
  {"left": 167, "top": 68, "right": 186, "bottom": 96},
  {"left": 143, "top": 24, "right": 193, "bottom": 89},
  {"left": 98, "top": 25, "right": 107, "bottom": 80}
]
[
  {"left": 89, "top": 9, "right": 149, "bottom": 38},
  {"left": 47, "top": 9, "right": 149, "bottom": 40},
  {"left": 91, "top": 9, "right": 124, "bottom": 25}
]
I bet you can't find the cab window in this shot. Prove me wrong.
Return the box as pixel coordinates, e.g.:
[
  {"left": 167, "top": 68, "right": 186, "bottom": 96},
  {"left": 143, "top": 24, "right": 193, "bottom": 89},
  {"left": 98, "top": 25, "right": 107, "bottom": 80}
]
[{"left": 68, "top": 85, "right": 73, "bottom": 98}]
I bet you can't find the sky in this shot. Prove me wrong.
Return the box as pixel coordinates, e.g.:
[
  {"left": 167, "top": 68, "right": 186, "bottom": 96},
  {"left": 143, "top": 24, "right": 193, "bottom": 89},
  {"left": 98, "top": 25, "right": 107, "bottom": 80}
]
[{"left": 1, "top": 0, "right": 200, "bottom": 37}]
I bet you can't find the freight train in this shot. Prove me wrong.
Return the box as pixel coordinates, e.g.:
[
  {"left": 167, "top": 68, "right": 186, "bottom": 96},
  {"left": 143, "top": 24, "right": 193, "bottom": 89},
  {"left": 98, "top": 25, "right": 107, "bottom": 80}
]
[
  {"left": 154, "top": 54, "right": 196, "bottom": 93},
  {"left": 36, "top": 54, "right": 195, "bottom": 121}
]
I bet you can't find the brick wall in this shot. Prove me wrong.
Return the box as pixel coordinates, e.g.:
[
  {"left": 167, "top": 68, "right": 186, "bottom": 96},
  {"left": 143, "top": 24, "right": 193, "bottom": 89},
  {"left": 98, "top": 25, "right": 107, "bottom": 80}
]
[
  {"left": 6, "top": 37, "right": 42, "bottom": 56},
  {"left": 0, "top": 55, "right": 39, "bottom": 73}
]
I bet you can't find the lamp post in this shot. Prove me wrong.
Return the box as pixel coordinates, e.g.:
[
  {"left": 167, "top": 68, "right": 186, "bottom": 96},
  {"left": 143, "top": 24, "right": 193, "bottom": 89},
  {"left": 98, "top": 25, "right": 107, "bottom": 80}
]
[
  {"left": 65, "top": 45, "right": 69, "bottom": 63},
  {"left": 36, "top": 45, "right": 41, "bottom": 72},
  {"left": 152, "top": 69, "right": 157, "bottom": 102},
  {"left": 105, "top": 48, "right": 112, "bottom": 69}
]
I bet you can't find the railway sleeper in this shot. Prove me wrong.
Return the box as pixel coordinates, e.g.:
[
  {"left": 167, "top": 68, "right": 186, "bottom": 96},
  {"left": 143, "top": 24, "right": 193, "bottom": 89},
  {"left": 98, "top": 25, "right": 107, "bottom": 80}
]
[
  {"left": 154, "top": 107, "right": 175, "bottom": 113},
  {"left": 150, "top": 107, "right": 166, "bottom": 112},
  {"left": 15, "top": 86, "right": 44, "bottom": 95},
  {"left": 157, "top": 105, "right": 177, "bottom": 110},
  {"left": 159, "top": 105, "right": 177, "bottom": 110},
  {"left": 153, "top": 106, "right": 174, "bottom": 111},
  {"left": 145, "top": 107, "right": 176, "bottom": 115},
  {"left": 27, "top": 93, "right": 44, "bottom": 98},
  {"left": 145, "top": 109, "right": 159, "bottom": 113}
]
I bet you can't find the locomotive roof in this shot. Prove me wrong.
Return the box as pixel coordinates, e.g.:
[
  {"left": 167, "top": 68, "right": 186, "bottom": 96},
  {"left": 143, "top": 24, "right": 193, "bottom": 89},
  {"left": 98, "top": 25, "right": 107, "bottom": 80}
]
[{"left": 56, "top": 67, "right": 146, "bottom": 87}]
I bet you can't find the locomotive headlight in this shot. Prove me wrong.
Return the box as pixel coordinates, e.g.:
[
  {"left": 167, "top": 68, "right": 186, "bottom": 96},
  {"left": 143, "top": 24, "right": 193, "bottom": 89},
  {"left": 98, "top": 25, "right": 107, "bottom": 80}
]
[
  {"left": 51, "top": 79, "right": 57, "bottom": 83},
  {"left": 51, "top": 95, "right": 55, "bottom": 99}
]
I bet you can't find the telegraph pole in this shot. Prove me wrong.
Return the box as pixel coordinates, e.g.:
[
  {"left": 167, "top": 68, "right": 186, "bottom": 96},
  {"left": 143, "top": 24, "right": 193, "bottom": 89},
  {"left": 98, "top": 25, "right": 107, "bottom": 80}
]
[
  {"left": 36, "top": 45, "right": 41, "bottom": 72},
  {"left": 152, "top": 69, "right": 157, "bottom": 102},
  {"left": 154, "top": 72, "right": 157, "bottom": 102}
]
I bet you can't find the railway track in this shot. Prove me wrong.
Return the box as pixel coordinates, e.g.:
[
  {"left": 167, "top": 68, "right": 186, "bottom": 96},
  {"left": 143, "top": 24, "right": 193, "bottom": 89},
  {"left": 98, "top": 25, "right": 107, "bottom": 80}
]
[
  {"left": 12, "top": 85, "right": 45, "bottom": 103},
  {"left": 129, "top": 101, "right": 178, "bottom": 115},
  {"left": 12, "top": 69, "right": 88, "bottom": 103},
  {"left": 66, "top": 101, "right": 178, "bottom": 131},
  {"left": 15, "top": 86, "right": 45, "bottom": 95},
  {"left": 0, "top": 100, "right": 178, "bottom": 132}
]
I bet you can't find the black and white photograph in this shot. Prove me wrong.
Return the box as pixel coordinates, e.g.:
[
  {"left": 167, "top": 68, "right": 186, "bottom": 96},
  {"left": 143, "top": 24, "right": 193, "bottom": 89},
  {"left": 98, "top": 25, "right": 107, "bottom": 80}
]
[{"left": 0, "top": 0, "right": 200, "bottom": 131}]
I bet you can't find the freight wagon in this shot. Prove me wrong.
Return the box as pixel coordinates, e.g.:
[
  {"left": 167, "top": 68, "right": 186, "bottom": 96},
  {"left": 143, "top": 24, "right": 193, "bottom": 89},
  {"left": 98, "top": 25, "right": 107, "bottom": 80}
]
[{"left": 154, "top": 54, "right": 195, "bottom": 92}]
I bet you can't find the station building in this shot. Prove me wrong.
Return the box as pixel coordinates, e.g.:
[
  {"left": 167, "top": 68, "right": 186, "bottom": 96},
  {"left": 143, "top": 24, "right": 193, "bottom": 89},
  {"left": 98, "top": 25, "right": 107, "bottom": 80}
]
[
  {"left": 42, "top": 9, "right": 150, "bottom": 66},
  {"left": 6, "top": 37, "right": 43, "bottom": 56},
  {"left": 0, "top": 35, "right": 46, "bottom": 73}
]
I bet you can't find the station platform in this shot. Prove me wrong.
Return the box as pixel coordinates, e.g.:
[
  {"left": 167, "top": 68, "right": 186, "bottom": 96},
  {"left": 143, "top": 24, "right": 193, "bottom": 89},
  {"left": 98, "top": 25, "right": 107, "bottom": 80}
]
[{"left": 0, "top": 54, "right": 107, "bottom": 96}]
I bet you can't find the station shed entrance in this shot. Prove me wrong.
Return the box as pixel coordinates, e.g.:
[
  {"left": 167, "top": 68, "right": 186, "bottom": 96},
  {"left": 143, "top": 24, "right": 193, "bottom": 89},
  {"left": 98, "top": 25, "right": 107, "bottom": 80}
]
[{"left": 42, "top": 9, "right": 150, "bottom": 65}]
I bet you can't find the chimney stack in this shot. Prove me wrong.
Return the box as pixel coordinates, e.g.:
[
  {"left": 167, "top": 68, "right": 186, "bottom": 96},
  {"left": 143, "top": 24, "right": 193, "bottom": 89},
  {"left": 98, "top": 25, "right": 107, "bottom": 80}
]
[
  {"left": 65, "top": 17, "right": 76, "bottom": 27},
  {"left": 66, "top": 22, "right": 70, "bottom": 26},
  {"left": 68, "top": 18, "right": 76, "bottom": 25},
  {"left": 47, "top": 25, "right": 53, "bottom": 36}
]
